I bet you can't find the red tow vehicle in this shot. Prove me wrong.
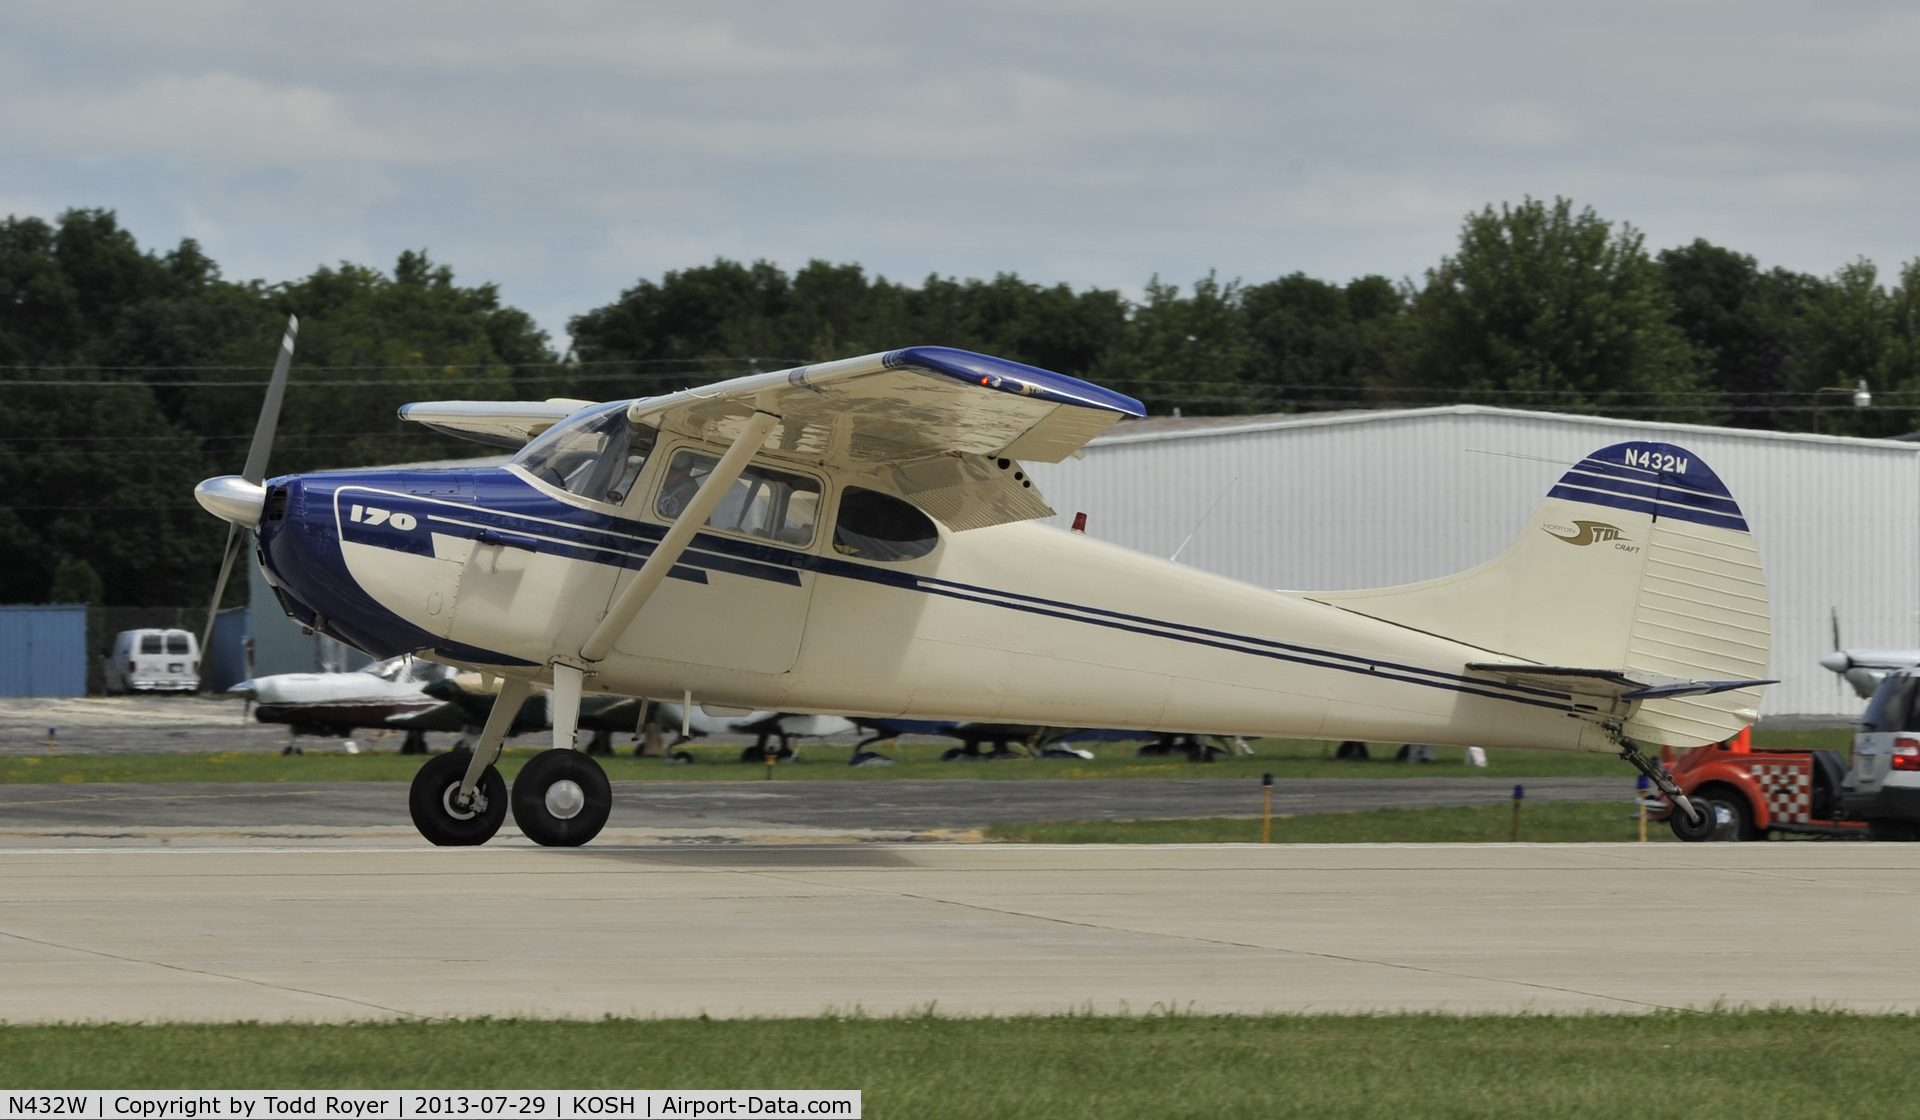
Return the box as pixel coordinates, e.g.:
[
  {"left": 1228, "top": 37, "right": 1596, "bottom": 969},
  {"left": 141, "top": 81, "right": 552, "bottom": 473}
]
[{"left": 1651, "top": 728, "right": 1868, "bottom": 842}]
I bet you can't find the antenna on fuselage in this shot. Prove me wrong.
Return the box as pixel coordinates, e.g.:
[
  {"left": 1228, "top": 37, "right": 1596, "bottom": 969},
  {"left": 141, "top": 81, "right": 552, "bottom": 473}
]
[{"left": 1170, "top": 476, "right": 1237, "bottom": 564}]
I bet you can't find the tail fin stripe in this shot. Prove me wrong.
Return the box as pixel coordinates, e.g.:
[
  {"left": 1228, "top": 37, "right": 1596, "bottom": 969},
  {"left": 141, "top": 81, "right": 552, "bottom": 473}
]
[
  {"left": 1571, "top": 458, "right": 1729, "bottom": 500},
  {"left": 1546, "top": 484, "right": 1750, "bottom": 532},
  {"left": 1560, "top": 469, "right": 1744, "bottom": 515}
]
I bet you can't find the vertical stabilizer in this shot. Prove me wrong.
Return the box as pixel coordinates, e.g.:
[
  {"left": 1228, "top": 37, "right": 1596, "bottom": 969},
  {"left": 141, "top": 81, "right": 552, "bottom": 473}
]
[{"left": 1303, "top": 442, "right": 1769, "bottom": 746}]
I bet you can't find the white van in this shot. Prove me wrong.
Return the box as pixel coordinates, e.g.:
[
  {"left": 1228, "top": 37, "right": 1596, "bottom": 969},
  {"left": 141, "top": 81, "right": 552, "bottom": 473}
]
[{"left": 103, "top": 628, "right": 201, "bottom": 693}]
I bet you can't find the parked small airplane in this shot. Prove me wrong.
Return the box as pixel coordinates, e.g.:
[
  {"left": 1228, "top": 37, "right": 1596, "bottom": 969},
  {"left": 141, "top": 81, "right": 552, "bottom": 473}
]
[
  {"left": 1815, "top": 609, "right": 1918, "bottom": 699},
  {"left": 194, "top": 319, "right": 1772, "bottom": 847},
  {"left": 233, "top": 654, "right": 457, "bottom": 751},
  {"left": 1821, "top": 649, "right": 1920, "bottom": 700},
  {"left": 653, "top": 703, "right": 857, "bottom": 761}
]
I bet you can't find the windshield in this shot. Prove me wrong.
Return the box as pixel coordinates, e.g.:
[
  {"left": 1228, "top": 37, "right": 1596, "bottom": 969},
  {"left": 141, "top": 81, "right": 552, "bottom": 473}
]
[{"left": 512, "top": 403, "right": 657, "bottom": 504}]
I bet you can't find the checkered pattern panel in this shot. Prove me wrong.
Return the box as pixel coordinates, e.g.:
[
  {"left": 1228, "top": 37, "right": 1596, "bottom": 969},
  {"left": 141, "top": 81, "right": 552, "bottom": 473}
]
[{"left": 1750, "top": 763, "right": 1811, "bottom": 825}]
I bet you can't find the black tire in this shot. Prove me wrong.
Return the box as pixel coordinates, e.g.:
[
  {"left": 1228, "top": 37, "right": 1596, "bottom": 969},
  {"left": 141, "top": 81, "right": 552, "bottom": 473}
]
[
  {"left": 409, "top": 750, "right": 508, "bottom": 846},
  {"left": 1668, "top": 795, "right": 1718, "bottom": 842},
  {"left": 511, "top": 749, "right": 612, "bottom": 847}
]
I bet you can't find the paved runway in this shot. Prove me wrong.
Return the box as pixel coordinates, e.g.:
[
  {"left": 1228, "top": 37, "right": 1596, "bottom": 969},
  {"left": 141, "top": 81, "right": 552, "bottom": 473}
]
[
  {"left": 0, "top": 777, "right": 1633, "bottom": 845},
  {"left": 1, "top": 843, "right": 1913, "bottom": 1022}
]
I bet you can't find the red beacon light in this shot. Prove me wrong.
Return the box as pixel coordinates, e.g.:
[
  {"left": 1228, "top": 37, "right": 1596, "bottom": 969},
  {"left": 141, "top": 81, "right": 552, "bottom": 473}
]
[{"left": 1071, "top": 512, "right": 1087, "bottom": 533}]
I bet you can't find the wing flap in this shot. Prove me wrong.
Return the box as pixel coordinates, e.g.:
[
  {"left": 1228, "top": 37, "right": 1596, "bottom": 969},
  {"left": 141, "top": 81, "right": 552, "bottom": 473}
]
[{"left": 893, "top": 453, "right": 1056, "bottom": 531}]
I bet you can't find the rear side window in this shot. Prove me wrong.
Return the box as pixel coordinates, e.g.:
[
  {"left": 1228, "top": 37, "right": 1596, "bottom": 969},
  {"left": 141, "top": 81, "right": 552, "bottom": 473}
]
[
  {"left": 139, "top": 635, "right": 163, "bottom": 655},
  {"left": 166, "top": 634, "right": 191, "bottom": 655},
  {"left": 833, "top": 487, "right": 939, "bottom": 562},
  {"left": 1862, "top": 674, "right": 1920, "bottom": 732}
]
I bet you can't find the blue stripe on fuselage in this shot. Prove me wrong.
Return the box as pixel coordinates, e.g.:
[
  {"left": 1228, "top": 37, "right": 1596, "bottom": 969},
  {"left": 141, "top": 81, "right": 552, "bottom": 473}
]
[{"left": 320, "top": 467, "right": 1576, "bottom": 715}]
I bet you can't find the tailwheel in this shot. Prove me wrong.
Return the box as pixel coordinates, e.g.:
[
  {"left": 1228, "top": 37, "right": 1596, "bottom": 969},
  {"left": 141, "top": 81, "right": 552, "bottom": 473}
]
[
  {"left": 511, "top": 749, "right": 612, "bottom": 847},
  {"left": 409, "top": 750, "right": 507, "bottom": 846},
  {"left": 1668, "top": 797, "right": 1717, "bottom": 842}
]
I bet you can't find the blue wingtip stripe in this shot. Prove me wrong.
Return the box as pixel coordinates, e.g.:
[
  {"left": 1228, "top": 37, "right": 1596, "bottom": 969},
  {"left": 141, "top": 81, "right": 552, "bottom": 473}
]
[{"left": 885, "top": 346, "right": 1146, "bottom": 417}]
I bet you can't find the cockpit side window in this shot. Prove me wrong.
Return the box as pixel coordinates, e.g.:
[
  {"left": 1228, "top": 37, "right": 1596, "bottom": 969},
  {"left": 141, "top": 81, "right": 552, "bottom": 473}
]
[
  {"left": 655, "top": 449, "right": 820, "bottom": 547},
  {"left": 512, "top": 405, "right": 658, "bottom": 505},
  {"left": 833, "top": 487, "right": 939, "bottom": 562}
]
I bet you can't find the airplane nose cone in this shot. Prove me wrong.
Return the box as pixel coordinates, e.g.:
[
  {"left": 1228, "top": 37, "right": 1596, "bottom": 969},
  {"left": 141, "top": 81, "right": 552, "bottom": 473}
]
[
  {"left": 195, "top": 475, "right": 267, "bottom": 526},
  {"left": 1819, "top": 651, "right": 1852, "bottom": 673}
]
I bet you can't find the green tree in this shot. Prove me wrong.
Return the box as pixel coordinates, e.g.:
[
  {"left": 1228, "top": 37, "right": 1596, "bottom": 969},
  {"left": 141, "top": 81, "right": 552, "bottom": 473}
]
[
  {"left": 1657, "top": 240, "right": 1822, "bottom": 429},
  {"left": 1397, "top": 197, "right": 1707, "bottom": 419},
  {"left": 1239, "top": 273, "right": 1406, "bottom": 412},
  {"left": 47, "top": 557, "right": 103, "bottom": 604},
  {"left": 1094, "top": 273, "right": 1256, "bottom": 415}
]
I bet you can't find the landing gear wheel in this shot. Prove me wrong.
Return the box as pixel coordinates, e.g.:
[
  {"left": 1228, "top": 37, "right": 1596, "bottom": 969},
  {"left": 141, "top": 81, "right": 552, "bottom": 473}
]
[
  {"left": 511, "top": 749, "right": 612, "bottom": 847},
  {"left": 1669, "top": 797, "right": 1717, "bottom": 842},
  {"left": 409, "top": 750, "right": 507, "bottom": 846}
]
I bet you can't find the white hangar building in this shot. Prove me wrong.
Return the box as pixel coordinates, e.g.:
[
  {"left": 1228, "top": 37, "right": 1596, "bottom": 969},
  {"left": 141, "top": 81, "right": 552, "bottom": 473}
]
[{"left": 1025, "top": 405, "right": 1920, "bottom": 720}]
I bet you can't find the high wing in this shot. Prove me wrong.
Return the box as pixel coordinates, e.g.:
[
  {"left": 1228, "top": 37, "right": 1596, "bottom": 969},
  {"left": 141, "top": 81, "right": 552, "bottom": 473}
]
[
  {"left": 625, "top": 347, "right": 1144, "bottom": 530},
  {"left": 397, "top": 347, "right": 1144, "bottom": 532},
  {"left": 1465, "top": 663, "right": 1777, "bottom": 703},
  {"left": 396, "top": 399, "right": 597, "bottom": 448}
]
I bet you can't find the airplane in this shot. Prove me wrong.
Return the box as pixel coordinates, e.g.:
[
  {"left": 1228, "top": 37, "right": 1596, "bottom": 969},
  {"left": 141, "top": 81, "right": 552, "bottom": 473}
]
[
  {"left": 650, "top": 703, "right": 858, "bottom": 762},
  {"left": 193, "top": 317, "right": 1773, "bottom": 847},
  {"left": 233, "top": 654, "right": 458, "bottom": 752},
  {"left": 1821, "top": 649, "right": 1920, "bottom": 700}
]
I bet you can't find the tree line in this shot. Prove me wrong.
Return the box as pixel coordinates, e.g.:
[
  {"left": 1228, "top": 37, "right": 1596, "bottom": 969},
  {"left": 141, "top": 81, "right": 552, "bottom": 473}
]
[{"left": 3, "top": 198, "right": 1916, "bottom": 608}]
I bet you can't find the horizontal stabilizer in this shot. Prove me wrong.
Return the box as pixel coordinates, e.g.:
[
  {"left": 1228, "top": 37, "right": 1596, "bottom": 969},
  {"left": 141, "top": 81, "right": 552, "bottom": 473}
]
[{"left": 1466, "top": 663, "right": 1776, "bottom": 702}]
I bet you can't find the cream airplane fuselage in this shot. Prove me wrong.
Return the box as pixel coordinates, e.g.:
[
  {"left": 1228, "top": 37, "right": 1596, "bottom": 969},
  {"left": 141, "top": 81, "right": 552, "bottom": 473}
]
[{"left": 260, "top": 451, "right": 1613, "bottom": 756}]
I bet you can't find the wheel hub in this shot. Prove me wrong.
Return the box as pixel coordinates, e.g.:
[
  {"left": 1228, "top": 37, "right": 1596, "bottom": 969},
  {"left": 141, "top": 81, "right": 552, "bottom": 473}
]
[
  {"left": 442, "top": 783, "right": 483, "bottom": 820},
  {"left": 545, "top": 779, "right": 586, "bottom": 820}
]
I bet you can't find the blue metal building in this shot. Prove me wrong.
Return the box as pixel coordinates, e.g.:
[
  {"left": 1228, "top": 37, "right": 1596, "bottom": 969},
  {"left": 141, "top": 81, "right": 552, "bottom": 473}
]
[{"left": 0, "top": 604, "right": 89, "bottom": 697}]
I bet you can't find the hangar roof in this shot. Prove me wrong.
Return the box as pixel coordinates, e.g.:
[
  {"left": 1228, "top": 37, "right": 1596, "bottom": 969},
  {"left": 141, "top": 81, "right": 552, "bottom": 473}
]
[{"left": 1095, "top": 404, "right": 1920, "bottom": 454}]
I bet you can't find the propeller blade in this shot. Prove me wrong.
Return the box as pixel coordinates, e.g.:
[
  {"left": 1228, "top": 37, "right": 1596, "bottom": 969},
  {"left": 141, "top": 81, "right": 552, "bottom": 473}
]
[
  {"left": 242, "top": 315, "right": 299, "bottom": 484},
  {"left": 1831, "top": 606, "right": 1842, "bottom": 653},
  {"left": 199, "top": 314, "right": 299, "bottom": 679},
  {"left": 199, "top": 524, "right": 247, "bottom": 668}
]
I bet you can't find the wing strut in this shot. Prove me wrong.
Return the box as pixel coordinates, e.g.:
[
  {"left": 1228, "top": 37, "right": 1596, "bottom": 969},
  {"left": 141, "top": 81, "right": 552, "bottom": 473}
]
[{"left": 579, "top": 411, "right": 781, "bottom": 664}]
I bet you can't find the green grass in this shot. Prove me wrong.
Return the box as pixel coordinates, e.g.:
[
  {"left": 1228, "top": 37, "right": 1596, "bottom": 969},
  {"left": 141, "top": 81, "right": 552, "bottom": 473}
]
[
  {"left": 0, "top": 1012, "right": 1913, "bottom": 1117},
  {"left": 987, "top": 800, "right": 1684, "bottom": 844},
  {"left": 0, "top": 728, "right": 1851, "bottom": 786}
]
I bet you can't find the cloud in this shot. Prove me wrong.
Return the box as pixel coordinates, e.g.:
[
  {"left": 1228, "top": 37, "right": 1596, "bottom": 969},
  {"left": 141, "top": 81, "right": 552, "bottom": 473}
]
[
  {"left": 0, "top": 0, "right": 1917, "bottom": 347},
  {"left": 9, "top": 71, "right": 402, "bottom": 165}
]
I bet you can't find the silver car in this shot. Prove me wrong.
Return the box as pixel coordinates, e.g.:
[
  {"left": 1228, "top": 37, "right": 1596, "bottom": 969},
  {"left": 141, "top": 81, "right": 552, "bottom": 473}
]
[{"left": 1843, "top": 668, "right": 1920, "bottom": 840}]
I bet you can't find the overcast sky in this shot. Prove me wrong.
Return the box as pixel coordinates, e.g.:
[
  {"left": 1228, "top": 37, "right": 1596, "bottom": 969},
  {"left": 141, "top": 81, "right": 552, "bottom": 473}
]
[{"left": 3, "top": 1, "right": 1916, "bottom": 347}]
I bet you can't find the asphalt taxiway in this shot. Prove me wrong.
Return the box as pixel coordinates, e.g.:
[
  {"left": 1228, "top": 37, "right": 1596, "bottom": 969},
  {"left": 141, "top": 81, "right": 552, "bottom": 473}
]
[
  {"left": 0, "top": 776, "right": 1632, "bottom": 845},
  {"left": 2, "top": 843, "right": 1913, "bottom": 1022}
]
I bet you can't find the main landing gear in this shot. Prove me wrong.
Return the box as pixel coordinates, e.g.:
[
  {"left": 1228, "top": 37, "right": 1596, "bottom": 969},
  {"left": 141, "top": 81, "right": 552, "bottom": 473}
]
[
  {"left": 408, "top": 750, "right": 508, "bottom": 846},
  {"left": 511, "top": 748, "right": 612, "bottom": 846},
  {"left": 405, "top": 672, "right": 612, "bottom": 848}
]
